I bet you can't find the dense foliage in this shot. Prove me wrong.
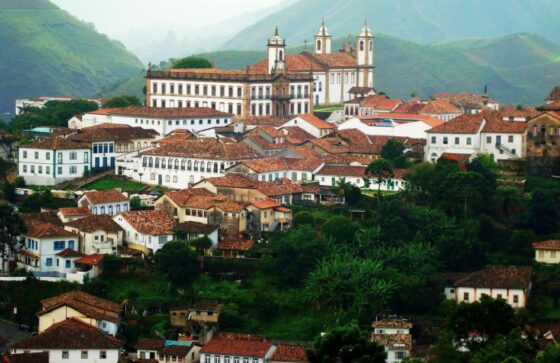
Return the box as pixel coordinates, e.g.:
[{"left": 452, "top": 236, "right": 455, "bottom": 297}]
[{"left": 10, "top": 100, "right": 98, "bottom": 131}]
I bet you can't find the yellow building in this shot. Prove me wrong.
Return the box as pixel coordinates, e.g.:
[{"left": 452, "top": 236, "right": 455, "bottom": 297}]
[{"left": 533, "top": 240, "right": 560, "bottom": 264}]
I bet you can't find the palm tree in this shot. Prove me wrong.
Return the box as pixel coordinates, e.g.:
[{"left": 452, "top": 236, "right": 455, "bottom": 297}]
[{"left": 366, "top": 158, "right": 394, "bottom": 209}]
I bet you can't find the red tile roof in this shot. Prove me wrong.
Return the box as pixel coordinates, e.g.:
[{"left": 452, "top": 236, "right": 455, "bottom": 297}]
[
  {"left": 482, "top": 119, "right": 527, "bottom": 133},
  {"left": 312, "top": 52, "right": 358, "bottom": 68},
  {"left": 118, "top": 210, "right": 175, "bottom": 236},
  {"left": 22, "top": 136, "right": 89, "bottom": 150},
  {"left": 58, "top": 207, "right": 91, "bottom": 217},
  {"left": 55, "top": 248, "right": 85, "bottom": 258},
  {"left": 162, "top": 188, "right": 215, "bottom": 207},
  {"left": 454, "top": 266, "right": 532, "bottom": 289},
  {"left": 240, "top": 157, "right": 323, "bottom": 173},
  {"left": 11, "top": 318, "right": 122, "bottom": 350},
  {"left": 143, "top": 139, "right": 261, "bottom": 160},
  {"left": 294, "top": 114, "right": 334, "bottom": 129},
  {"left": 359, "top": 113, "right": 443, "bottom": 128},
  {"left": 74, "top": 254, "right": 105, "bottom": 266},
  {"left": 83, "top": 189, "right": 128, "bottom": 204},
  {"left": 251, "top": 200, "right": 281, "bottom": 210},
  {"left": 316, "top": 164, "right": 366, "bottom": 178},
  {"left": 271, "top": 344, "right": 307, "bottom": 362},
  {"left": 65, "top": 215, "right": 123, "bottom": 233},
  {"left": 372, "top": 333, "right": 412, "bottom": 350},
  {"left": 22, "top": 215, "right": 77, "bottom": 239},
  {"left": 200, "top": 336, "right": 272, "bottom": 357},
  {"left": 39, "top": 291, "right": 120, "bottom": 323},
  {"left": 427, "top": 113, "right": 486, "bottom": 134},
  {"left": 372, "top": 318, "right": 413, "bottom": 329},
  {"left": 91, "top": 106, "right": 232, "bottom": 118},
  {"left": 216, "top": 238, "right": 255, "bottom": 252},
  {"left": 533, "top": 240, "right": 560, "bottom": 251}
]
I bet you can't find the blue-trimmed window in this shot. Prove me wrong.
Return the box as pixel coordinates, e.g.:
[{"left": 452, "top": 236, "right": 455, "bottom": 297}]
[
  {"left": 46, "top": 258, "right": 53, "bottom": 266},
  {"left": 68, "top": 240, "right": 75, "bottom": 250},
  {"left": 54, "top": 241, "right": 65, "bottom": 250},
  {"left": 65, "top": 260, "right": 71, "bottom": 269}
]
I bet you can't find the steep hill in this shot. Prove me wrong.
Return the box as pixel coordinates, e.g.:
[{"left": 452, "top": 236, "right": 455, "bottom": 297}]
[
  {"left": 104, "top": 33, "right": 560, "bottom": 106},
  {"left": 227, "top": 0, "right": 560, "bottom": 50},
  {"left": 0, "top": 0, "right": 143, "bottom": 117}
]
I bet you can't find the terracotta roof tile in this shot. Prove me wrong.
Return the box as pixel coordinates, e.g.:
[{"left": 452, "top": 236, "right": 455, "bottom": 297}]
[
  {"left": 235, "top": 116, "right": 288, "bottom": 127},
  {"left": 65, "top": 215, "right": 123, "bottom": 233},
  {"left": 454, "top": 265, "right": 532, "bottom": 289},
  {"left": 136, "top": 337, "right": 164, "bottom": 351},
  {"left": 372, "top": 319, "right": 412, "bottom": 329},
  {"left": 117, "top": 210, "right": 175, "bottom": 236},
  {"left": 58, "top": 207, "right": 91, "bottom": 217},
  {"left": 55, "top": 248, "right": 85, "bottom": 258},
  {"left": 2, "top": 352, "right": 49, "bottom": 363},
  {"left": 533, "top": 240, "right": 560, "bottom": 251},
  {"left": 316, "top": 164, "right": 366, "bottom": 177},
  {"left": 281, "top": 127, "right": 316, "bottom": 144},
  {"left": 200, "top": 336, "right": 271, "bottom": 357},
  {"left": 22, "top": 136, "right": 89, "bottom": 150},
  {"left": 22, "top": 215, "right": 77, "bottom": 239},
  {"left": 143, "top": 139, "right": 261, "bottom": 160},
  {"left": 11, "top": 318, "right": 122, "bottom": 350},
  {"left": 251, "top": 200, "right": 281, "bottom": 210},
  {"left": 174, "top": 221, "right": 218, "bottom": 234},
  {"left": 83, "top": 189, "right": 128, "bottom": 204},
  {"left": 74, "top": 254, "right": 105, "bottom": 266},
  {"left": 91, "top": 106, "right": 231, "bottom": 118},
  {"left": 427, "top": 113, "right": 486, "bottom": 134},
  {"left": 311, "top": 52, "right": 358, "bottom": 68},
  {"left": 39, "top": 291, "right": 120, "bottom": 323},
  {"left": 217, "top": 238, "right": 255, "bottom": 252},
  {"left": 372, "top": 333, "right": 412, "bottom": 350},
  {"left": 482, "top": 119, "right": 527, "bottom": 133},
  {"left": 271, "top": 344, "right": 307, "bottom": 362},
  {"left": 294, "top": 114, "right": 334, "bottom": 129},
  {"left": 162, "top": 188, "right": 215, "bottom": 207},
  {"left": 240, "top": 157, "right": 323, "bottom": 173}
]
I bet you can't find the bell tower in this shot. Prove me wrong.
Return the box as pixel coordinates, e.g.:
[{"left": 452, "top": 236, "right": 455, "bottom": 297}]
[
  {"left": 356, "top": 19, "right": 374, "bottom": 88},
  {"left": 268, "top": 27, "right": 286, "bottom": 74},
  {"left": 314, "top": 20, "right": 332, "bottom": 54}
]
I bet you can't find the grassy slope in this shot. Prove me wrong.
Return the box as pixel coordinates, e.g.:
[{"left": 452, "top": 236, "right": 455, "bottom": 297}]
[
  {"left": 105, "top": 32, "right": 560, "bottom": 105},
  {"left": 0, "top": 0, "right": 143, "bottom": 115}
]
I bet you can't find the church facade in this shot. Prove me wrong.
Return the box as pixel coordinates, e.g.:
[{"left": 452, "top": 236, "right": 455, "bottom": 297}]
[{"left": 145, "top": 22, "right": 375, "bottom": 117}]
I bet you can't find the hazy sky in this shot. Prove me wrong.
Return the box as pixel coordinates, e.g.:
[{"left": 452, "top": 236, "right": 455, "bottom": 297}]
[{"left": 51, "top": 0, "right": 284, "bottom": 37}]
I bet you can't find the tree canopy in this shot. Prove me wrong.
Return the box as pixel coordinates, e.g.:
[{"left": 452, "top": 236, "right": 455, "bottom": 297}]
[
  {"left": 103, "top": 95, "right": 142, "bottom": 108},
  {"left": 9, "top": 99, "right": 98, "bottom": 131},
  {"left": 172, "top": 56, "right": 213, "bottom": 69}
]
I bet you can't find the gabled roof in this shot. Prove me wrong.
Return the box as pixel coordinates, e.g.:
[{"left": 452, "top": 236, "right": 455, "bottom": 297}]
[
  {"left": 372, "top": 333, "right": 412, "bottom": 350},
  {"left": 546, "top": 86, "right": 560, "bottom": 101},
  {"left": 216, "top": 238, "right": 255, "bottom": 252},
  {"left": 533, "top": 240, "right": 560, "bottom": 251},
  {"left": 22, "top": 136, "right": 89, "bottom": 150},
  {"left": 239, "top": 157, "right": 323, "bottom": 173},
  {"left": 117, "top": 210, "right": 175, "bottom": 236},
  {"left": 11, "top": 319, "right": 122, "bottom": 350},
  {"left": 427, "top": 113, "right": 486, "bottom": 134},
  {"left": 271, "top": 344, "right": 307, "bottom": 362},
  {"left": 40, "top": 290, "right": 121, "bottom": 322},
  {"left": 250, "top": 200, "right": 281, "bottom": 210},
  {"left": 200, "top": 336, "right": 271, "bottom": 357},
  {"left": 293, "top": 114, "right": 335, "bottom": 129},
  {"left": 55, "top": 248, "right": 85, "bottom": 258},
  {"left": 316, "top": 164, "right": 366, "bottom": 178},
  {"left": 143, "top": 139, "right": 261, "bottom": 160},
  {"left": 65, "top": 215, "right": 123, "bottom": 233},
  {"left": 372, "top": 318, "right": 413, "bottom": 329},
  {"left": 74, "top": 254, "right": 105, "bottom": 266},
  {"left": 21, "top": 213, "right": 76, "bottom": 239},
  {"left": 453, "top": 266, "right": 532, "bottom": 289},
  {"left": 482, "top": 119, "right": 527, "bottom": 133},
  {"left": 58, "top": 207, "right": 91, "bottom": 217},
  {"left": 89, "top": 106, "right": 232, "bottom": 118},
  {"left": 162, "top": 188, "right": 215, "bottom": 207},
  {"left": 82, "top": 189, "right": 128, "bottom": 204}
]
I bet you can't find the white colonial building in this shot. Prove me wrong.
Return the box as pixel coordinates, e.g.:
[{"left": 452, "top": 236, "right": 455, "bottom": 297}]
[
  {"left": 425, "top": 112, "right": 527, "bottom": 162},
  {"left": 315, "top": 165, "right": 407, "bottom": 192},
  {"left": 64, "top": 215, "right": 124, "bottom": 255},
  {"left": 533, "top": 240, "right": 560, "bottom": 264},
  {"left": 18, "top": 137, "right": 91, "bottom": 186},
  {"left": 69, "top": 106, "right": 233, "bottom": 136},
  {"left": 117, "top": 139, "right": 261, "bottom": 189},
  {"left": 338, "top": 113, "right": 442, "bottom": 140},
  {"left": 200, "top": 335, "right": 276, "bottom": 363},
  {"left": 279, "top": 114, "right": 334, "bottom": 138},
  {"left": 78, "top": 189, "right": 130, "bottom": 216},
  {"left": 372, "top": 318, "right": 412, "bottom": 363},
  {"left": 113, "top": 210, "right": 176, "bottom": 254}
]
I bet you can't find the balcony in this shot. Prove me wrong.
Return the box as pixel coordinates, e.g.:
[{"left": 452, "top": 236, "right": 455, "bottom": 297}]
[{"left": 270, "top": 95, "right": 292, "bottom": 100}]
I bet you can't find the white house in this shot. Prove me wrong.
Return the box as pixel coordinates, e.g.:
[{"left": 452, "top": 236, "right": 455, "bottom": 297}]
[
  {"left": 64, "top": 215, "right": 124, "bottom": 255},
  {"left": 372, "top": 318, "right": 412, "bottom": 363},
  {"left": 57, "top": 207, "right": 91, "bottom": 223},
  {"left": 78, "top": 189, "right": 130, "bottom": 216},
  {"left": 199, "top": 334, "right": 276, "bottom": 363},
  {"left": 37, "top": 290, "right": 121, "bottom": 336},
  {"left": 226, "top": 156, "right": 324, "bottom": 183},
  {"left": 279, "top": 114, "right": 334, "bottom": 138},
  {"left": 117, "top": 139, "right": 261, "bottom": 189},
  {"left": 18, "top": 213, "right": 80, "bottom": 277},
  {"left": 18, "top": 136, "right": 91, "bottom": 186},
  {"left": 338, "top": 113, "right": 442, "bottom": 140},
  {"left": 447, "top": 265, "right": 532, "bottom": 308},
  {"left": 69, "top": 106, "right": 233, "bottom": 136},
  {"left": 113, "top": 210, "right": 176, "bottom": 254},
  {"left": 315, "top": 164, "right": 407, "bottom": 192},
  {"left": 136, "top": 338, "right": 201, "bottom": 363},
  {"left": 425, "top": 112, "right": 527, "bottom": 162},
  {"left": 11, "top": 318, "right": 122, "bottom": 363},
  {"left": 344, "top": 94, "right": 402, "bottom": 117},
  {"left": 533, "top": 240, "right": 560, "bottom": 264}
]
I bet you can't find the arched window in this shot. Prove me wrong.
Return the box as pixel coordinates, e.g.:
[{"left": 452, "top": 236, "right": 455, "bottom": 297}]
[
  {"left": 213, "top": 163, "right": 218, "bottom": 173},
  {"left": 148, "top": 157, "right": 153, "bottom": 167},
  {"left": 168, "top": 159, "right": 174, "bottom": 170},
  {"left": 137, "top": 142, "right": 141, "bottom": 149},
  {"left": 142, "top": 157, "right": 147, "bottom": 167},
  {"left": 161, "top": 158, "right": 166, "bottom": 169},
  {"left": 155, "top": 158, "right": 160, "bottom": 168},
  {"left": 360, "top": 40, "right": 364, "bottom": 51},
  {"left": 369, "top": 40, "right": 373, "bottom": 49},
  {"left": 187, "top": 160, "right": 192, "bottom": 171},
  {"left": 174, "top": 159, "right": 179, "bottom": 170},
  {"left": 181, "top": 160, "right": 186, "bottom": 170},
  {"left": 279, "top": 50, "right": 284, "bottom": 61},
  {"left": 220, "top": 162, "right": 225, "bottom": 172},
  {"left": 206, "top": 162, "right": 212, "bottom": 172},
  {"left": 100, "top": 206, "right": 105, "bottom": 214},
  {"left": 144, "top": 141, "right": 148, "bottom": 148},
  {"left": 194, "top": 161, "right": 199, "bottom": 172},
  {"left": 200, "top": 161, "right": 205, "bottom": 172},
  {"left": 316, "top": 40, "right": 322, "bottom": 52}
]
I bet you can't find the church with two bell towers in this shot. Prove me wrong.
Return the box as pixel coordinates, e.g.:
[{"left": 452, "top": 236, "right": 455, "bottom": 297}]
[{"left": 145, "top": 21, "right": 375, "bottom": 118}]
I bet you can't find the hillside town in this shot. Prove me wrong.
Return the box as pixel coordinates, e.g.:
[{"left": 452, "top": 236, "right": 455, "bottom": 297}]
[{"left": 2, "top": 20, "right": 560, "bottom": 363}]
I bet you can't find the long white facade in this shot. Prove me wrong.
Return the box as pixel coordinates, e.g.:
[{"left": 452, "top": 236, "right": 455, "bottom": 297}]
[{"left": 18, "top": 146, "right": 90, "bottom": 186}]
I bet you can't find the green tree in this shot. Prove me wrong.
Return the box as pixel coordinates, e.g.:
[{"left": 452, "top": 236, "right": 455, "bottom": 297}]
[
  {"left": 189, "top": 236, "right": 213, "bottom": 254},
  {"left": 19, "top": 193, "right": 41, "bottom": 213},
  {"left": 470, "top": 329, "right": 535, "bottom": 363},
  {"left": 8, "top": 100, "right": 98, "bottom": 132},
  {"left": 15, "top": 176, "right": 26, "bottom": 188},
  {"left": 172, "top": 56, "right": 213, "bottom": 69},
  {"left": 2, "top": 182, "right": 16, "bottom": 203},
  {"left": 322, "top": 216, "right": 356, "bottom": 244},
  {"left": 537, "top": 344, "right": 560, "bottom": 363},
  {"left": 381, "top": 139, "right": 408, "bottom": 168},
  {"left": 0, "top": 205, "right": 26, "bottom": 271},
  {"left": 366, "top": 158, "right": 394, "bottom": 208},
  {"left": 306, "top": 324, "right": 387, "bottom": 363},
  {"left": 104, "top": 95, "right": 142, "bottom": 108},
  {"left": 403, "top": 162, "right": 436, "bottom": 204},
  {"left": 292, "top": 211, "right": 315, "bottom": 227},
  {"left": 525, "top": 189, "right": 559, "bottom": 234},
  {"left": 155, "top": 241, "right": 200, "bottom": 287},
  {"left": 441, "top": 171, "right": 487, "bottom": 217},
  {"left": 130, "top": 196, "right": 142, "bottom": 211}
]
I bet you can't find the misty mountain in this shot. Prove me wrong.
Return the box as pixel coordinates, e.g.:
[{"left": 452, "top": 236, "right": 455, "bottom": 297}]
[
  {"left": 226, "top": 0, "right": 560, "bottom": 50},
  {"left": 104, "top": 32, "right": 560, "bottom": 106},
  {"left": 0, "top": 0, "right": 143, "bottom": 117}
]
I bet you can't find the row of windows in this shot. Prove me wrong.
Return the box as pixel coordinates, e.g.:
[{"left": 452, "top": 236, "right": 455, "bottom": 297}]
[
  {"left": 462, "top": 292, "right": 519, "bottom": 304},
  {"left": 142, "top": 157, "right": 228, "bottom": 173},
  {"left": 21, "top": 151, "right": 88, "bottom": 162},
  {"left": 92, "top": 203, "right": 128, "bottom": 215},
  {"left": 45, "top": 257, "right": 72, "bottom": 269},
  {"left": 152, "top": 99, "right": 243, "bottom": 115},
  {"left": 249, "top": 85, "right": 310, "bottom": 99},
  {"left": 537, "top": 250, "right": 558, "bottom": 258},
  {"left": 53, "top": 240, "right": 75, "bottom": 251},
  {"left": 22, "top": 164, "right": 87, "bottom": 175},
  {"left": 205, "top": 355, "right": 258, "bottom": 363},
  {"left": 259, "top": 172, "right": 309, "bottom": 182},
  {"left": 330, "top": 72, "right": 357, "bottom": 85},
  {"left": 431, "top": 135, "right": 516, "bottom": 146},
  {"left": 93, "top": 143, "right": 114, "bottom": 154},
  {"left": 250, "top": 102, "right": 309, "bottom": 116},
  {"left": 153, "top": 82, "right": 242, "bottom": 98},
  {"left": 26, "top": 238, "right": 38, "bottom": 250},
  {"left": 60, "top": 351, "right": 107, "bottom": 359}
]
